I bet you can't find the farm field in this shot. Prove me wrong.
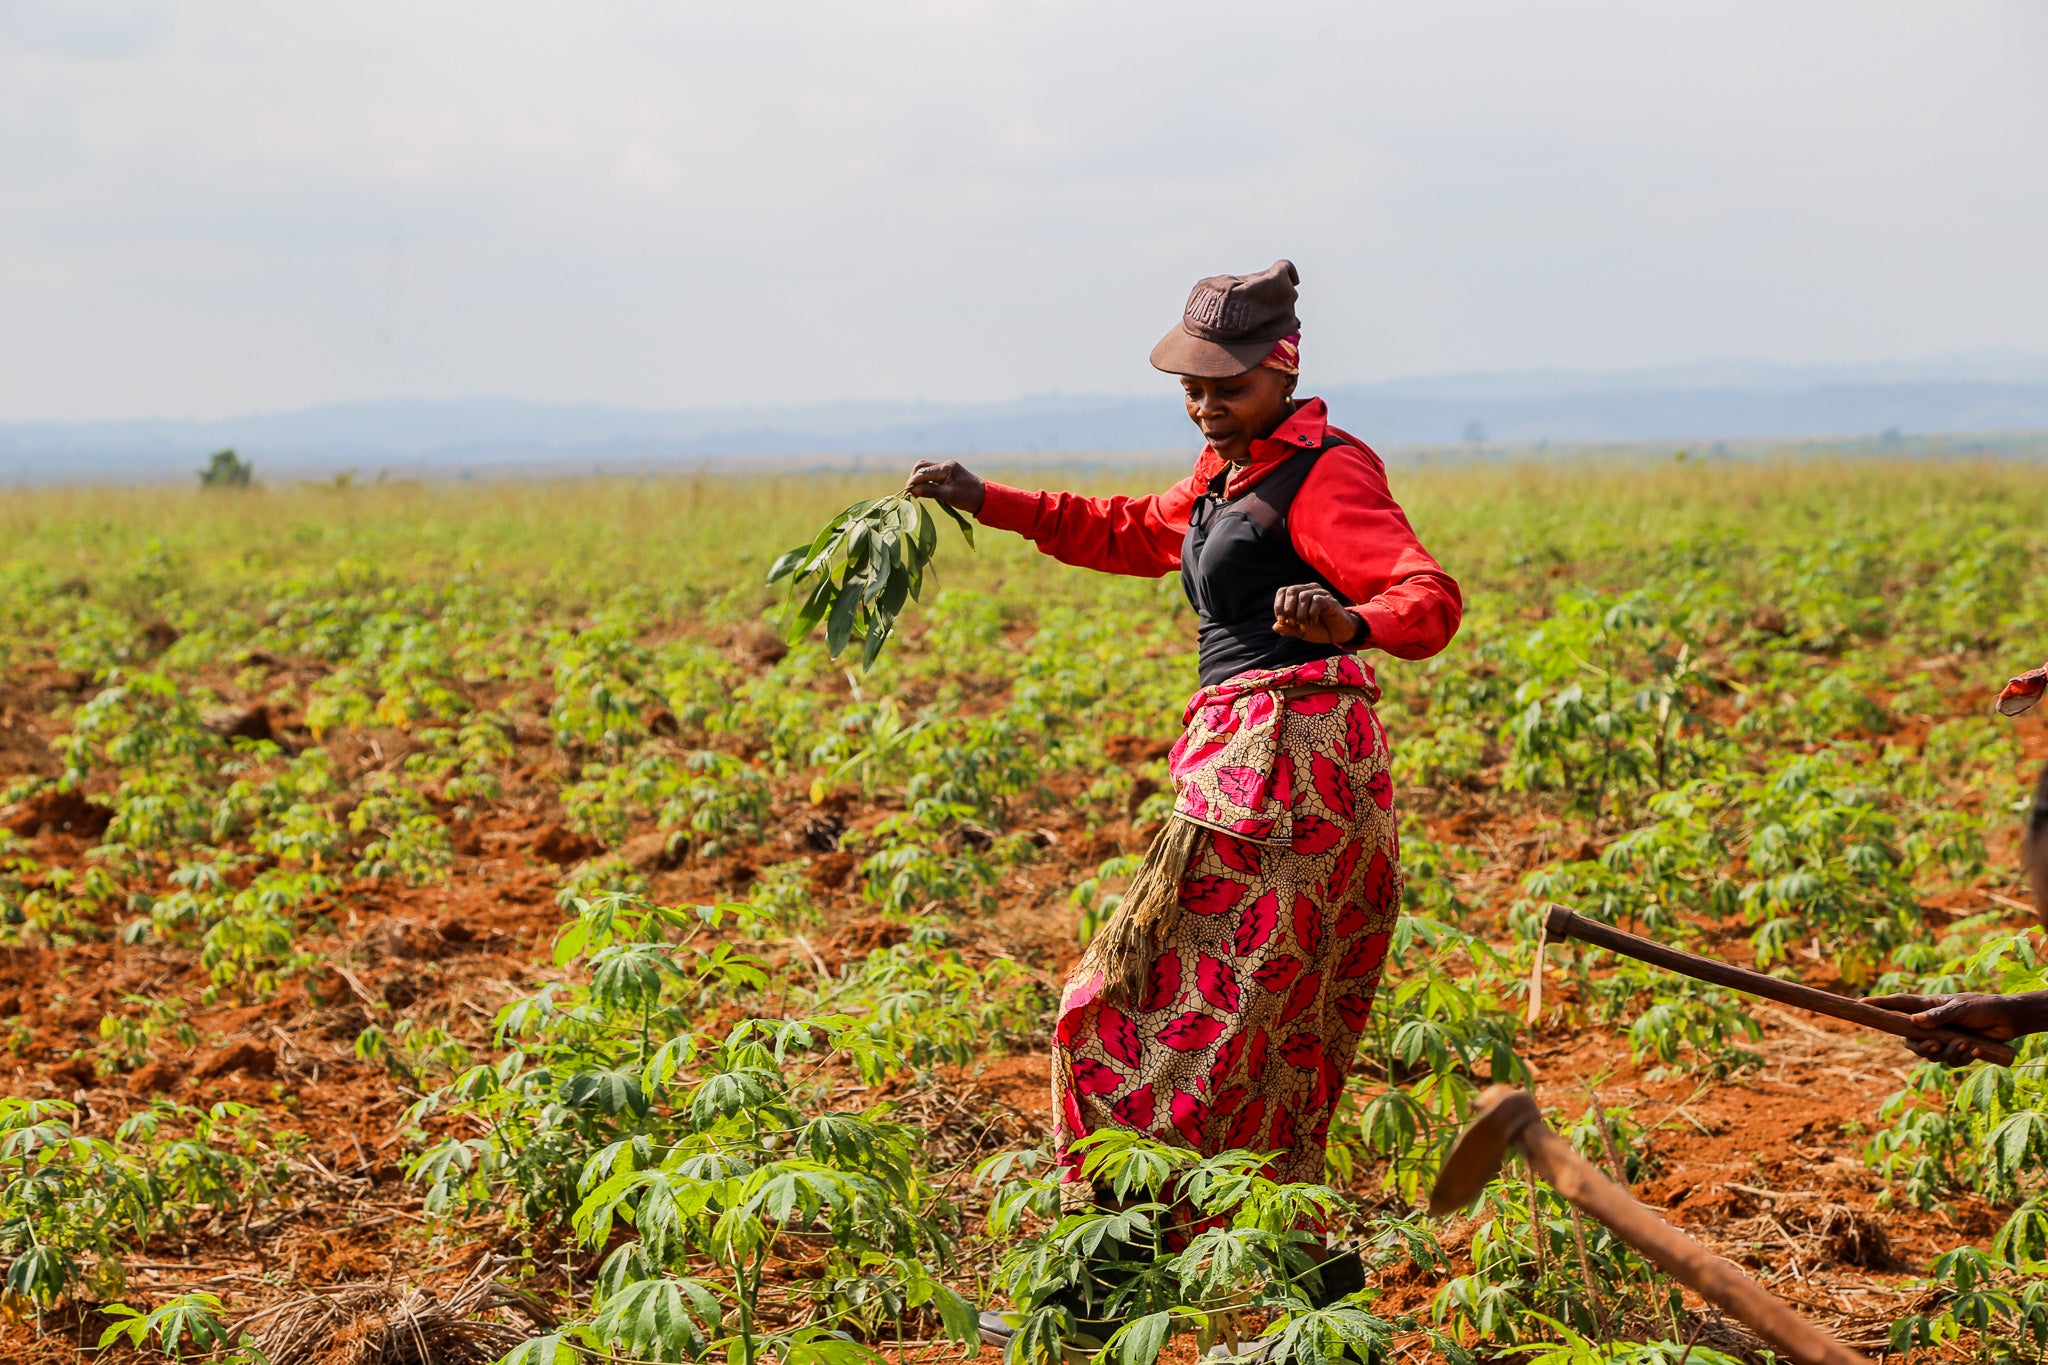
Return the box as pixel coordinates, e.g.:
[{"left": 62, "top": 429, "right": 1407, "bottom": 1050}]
[{"left": 5, "top": 454, "right": 2048, "bottom": 1363}]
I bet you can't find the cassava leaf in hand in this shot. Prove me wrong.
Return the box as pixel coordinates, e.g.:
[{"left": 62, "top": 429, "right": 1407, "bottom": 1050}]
[
  {"left": 767, "top": 492, "right": 972, "bottom": 668},
  {"left": 937, "top": 501, "right": 974, "bottom": 548}
]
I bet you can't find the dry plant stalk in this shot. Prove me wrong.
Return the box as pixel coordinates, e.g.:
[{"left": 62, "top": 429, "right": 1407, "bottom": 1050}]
[{"left": 1072, "top": 815, "right": 1205, "bottom": 1005}]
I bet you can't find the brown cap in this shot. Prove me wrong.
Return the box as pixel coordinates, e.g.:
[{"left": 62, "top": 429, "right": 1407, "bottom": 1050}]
[{"left": 1150, "top": 259, "right": 1300, "bottom": 377}]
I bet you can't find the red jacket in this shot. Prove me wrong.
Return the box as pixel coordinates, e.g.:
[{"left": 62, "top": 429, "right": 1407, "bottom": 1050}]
[{"left": 975, "top": 398, "right": 1462, "bottom": 660}]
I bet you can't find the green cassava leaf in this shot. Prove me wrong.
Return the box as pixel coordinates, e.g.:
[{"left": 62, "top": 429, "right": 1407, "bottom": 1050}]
[
  {"left": 786, "top": 576, "right": 837, "bottom": 646},
  {"left": 1111, "top": 1310, "right": 1173, "bottom": 1365},
  {"left": 7, "top": 1243, "right": 77, "bottom": 1305},
  {"left": 893, "top": 493, "right": 922, "bottom": 540},
  {"left": 780, "top": 1328, "right": 887, "bottom": 1365},
  {"left": 798, "top": 504, "right": 860, "bottom": 574},
  {"left": 861, "top": 619, "right": 892, "bottom": 671},
  {"left": 939, "top": 500, "right": 976, "bottom": 548},
  {"left": 926, "top": 1281, "right": 980, "bottom": 1345},
  {"left": 877, "top": 553, "right": 911, "bottom": 620},
  {"left": 824, "top": 577, "right": 863, "bottom": 658},
  {"left": 591, "top": 1276, "right": 719, "bottom": 1362},
  {"left": 95, "top": 1304, "right": 146, "bottom": 1350},
  {"left": 690, "top": 1066, "right": 778, "bottom": 1125},
  {"left": 500, "top": 1335, "right": 583, "bottom": 1365},
  {"left": 144, "top": 1294, "right": 234, "bottom": 1357},
  {"left": 552, "top": 916, "right": 591, "bottom": 967},
  {"left": 843, "top": 520, "right": 873, "bottom": 573},
  {"left": 564, "top": 1066, "right": 650, "bottom": 1117},
  {"left": 864, "top": 529, "right": 899, "bottom": 605}
]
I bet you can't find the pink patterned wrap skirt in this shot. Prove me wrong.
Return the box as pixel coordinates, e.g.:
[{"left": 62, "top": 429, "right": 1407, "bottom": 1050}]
[{"left": 1053, "top": 654, "right": 1401, "bottom": 1187}]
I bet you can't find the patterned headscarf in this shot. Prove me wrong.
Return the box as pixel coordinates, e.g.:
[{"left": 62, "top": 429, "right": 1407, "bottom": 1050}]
[{"left": 1260, "top": 331, "right": 1301, "bottom": 375}]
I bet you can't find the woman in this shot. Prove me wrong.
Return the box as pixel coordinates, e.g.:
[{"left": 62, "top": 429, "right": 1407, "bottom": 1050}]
[{"left": 908, "top": 259, "right": 1459, "bottom": 1337}]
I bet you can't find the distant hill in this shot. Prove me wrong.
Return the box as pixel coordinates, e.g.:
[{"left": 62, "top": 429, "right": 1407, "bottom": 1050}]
[{"left": 6, "top": 358, "right": 2048, "bottom": 482}]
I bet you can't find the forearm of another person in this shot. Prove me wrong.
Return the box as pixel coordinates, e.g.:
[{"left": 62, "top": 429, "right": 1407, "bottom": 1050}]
[
  {"left": 1865, "top": 988, "right": 2048, "bottom": 1063},
  {"left": 1287, "top": 448, "right": 1463, "bottom": 658}
]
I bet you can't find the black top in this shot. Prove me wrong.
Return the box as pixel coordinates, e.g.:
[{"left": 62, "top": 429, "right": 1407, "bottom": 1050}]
[{"left": 1180, "top": 434, "right": 1350, "bottom": 688}]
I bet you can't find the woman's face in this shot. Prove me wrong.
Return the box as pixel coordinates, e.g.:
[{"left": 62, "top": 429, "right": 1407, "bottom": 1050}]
[{"left": 1179, "top": 366, "right": 1297, "bottom": 464}]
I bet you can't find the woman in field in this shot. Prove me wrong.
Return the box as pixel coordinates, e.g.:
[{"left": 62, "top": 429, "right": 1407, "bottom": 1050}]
[{"left": 907, "top": 260, "right": 1460, "bottom": 1338}]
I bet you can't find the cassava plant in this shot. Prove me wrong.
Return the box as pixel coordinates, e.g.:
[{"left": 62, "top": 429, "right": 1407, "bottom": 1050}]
[
  {"left": 768, "top": 493, "right": 974, "bottom": 668},
  {"left": 979, "top": 1130, "right": 1417, "bottom": 1365}
]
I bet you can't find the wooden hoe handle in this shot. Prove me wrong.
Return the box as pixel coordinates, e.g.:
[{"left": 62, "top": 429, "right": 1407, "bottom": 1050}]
[
  {"left": 1482, "top": 1087, "right": 1871, "bottom": 1365},
  {"left": 1542, "top": 905, "right": 2017, "bottom": 1067}
]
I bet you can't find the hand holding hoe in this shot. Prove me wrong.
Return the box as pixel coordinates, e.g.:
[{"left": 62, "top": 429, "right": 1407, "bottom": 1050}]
[
  {"left": 1532, "top": 905, "right": 2015, "bottom": 1067},
  {"left": 1429, "top": 1086, "right": 1870, "bottom": 1365}
]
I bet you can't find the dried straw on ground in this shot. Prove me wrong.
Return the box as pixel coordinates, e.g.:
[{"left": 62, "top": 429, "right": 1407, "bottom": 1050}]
[{"left": 240, "top": 1259, "right": 553, "bottom": 1365}]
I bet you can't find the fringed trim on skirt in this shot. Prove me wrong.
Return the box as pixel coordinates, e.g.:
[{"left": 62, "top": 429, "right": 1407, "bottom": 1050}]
[{"left": 1074, "top": 815, "right": 1207, "bottom": 1007}]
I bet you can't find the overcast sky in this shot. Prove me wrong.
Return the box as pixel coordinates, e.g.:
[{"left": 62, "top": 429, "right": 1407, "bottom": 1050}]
[{"left": 2, "top": 1, "right": 2044, "bottom": 420}]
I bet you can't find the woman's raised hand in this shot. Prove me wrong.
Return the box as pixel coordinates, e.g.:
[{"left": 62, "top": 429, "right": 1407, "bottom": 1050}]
[
  {"left": 1272, "top": 584, "right": 1363, "bottom": 646},
  {"left": 904, "top": 460, "right": 987, "bottom": 514}
]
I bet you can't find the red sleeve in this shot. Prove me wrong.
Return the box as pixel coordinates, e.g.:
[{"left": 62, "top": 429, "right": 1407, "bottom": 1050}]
[
  {"left": 1288, "top": 439, "right": 1462, "bottom": 660},
  {"left": 975, "top": 459, "right": 1216, "bottom": 579}
]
